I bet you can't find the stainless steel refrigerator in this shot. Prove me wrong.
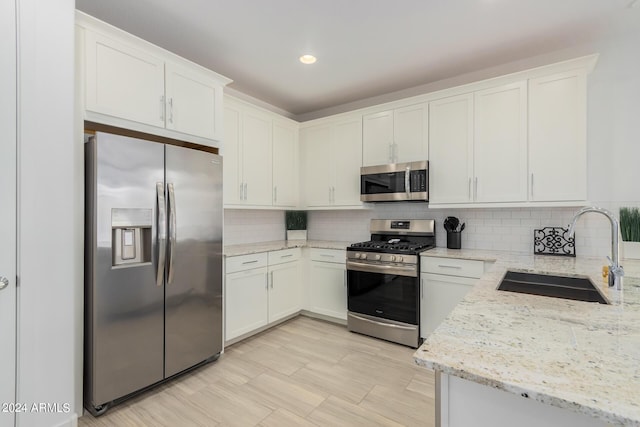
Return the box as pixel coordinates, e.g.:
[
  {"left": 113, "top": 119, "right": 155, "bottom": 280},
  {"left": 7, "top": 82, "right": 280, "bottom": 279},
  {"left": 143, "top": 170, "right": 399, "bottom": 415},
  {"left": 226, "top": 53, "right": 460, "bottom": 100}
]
[{"left": 84, "top": 131, "right": 223, "bottom": 415}]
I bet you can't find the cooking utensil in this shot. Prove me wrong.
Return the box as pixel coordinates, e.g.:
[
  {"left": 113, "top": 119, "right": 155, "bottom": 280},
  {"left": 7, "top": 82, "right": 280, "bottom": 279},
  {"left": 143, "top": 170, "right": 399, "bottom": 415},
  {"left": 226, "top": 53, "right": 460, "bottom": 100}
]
[
  {"left": 444, "top": 216, "right": 459, "bottom": 232},
  {"left": 459, "top": 223, "right": 466, "bottom": 232}
]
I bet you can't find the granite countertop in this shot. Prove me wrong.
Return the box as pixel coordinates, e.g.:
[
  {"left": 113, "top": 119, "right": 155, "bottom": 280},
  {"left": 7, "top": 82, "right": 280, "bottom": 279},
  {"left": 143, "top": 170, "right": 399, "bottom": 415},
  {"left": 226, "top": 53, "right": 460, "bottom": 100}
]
[
  {"left": 415, "top": 249, "right": 640, "bottom": 426},
  {"left": 224, "top": 240, "right": 352, "bottom": 257}
]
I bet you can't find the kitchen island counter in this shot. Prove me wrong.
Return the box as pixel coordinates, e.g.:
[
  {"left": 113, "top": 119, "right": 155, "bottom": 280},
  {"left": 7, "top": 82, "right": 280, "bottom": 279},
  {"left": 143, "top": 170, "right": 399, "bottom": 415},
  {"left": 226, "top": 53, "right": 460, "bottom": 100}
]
[{"left": 416, "top": 249, "right": 640, "bottom": 426}]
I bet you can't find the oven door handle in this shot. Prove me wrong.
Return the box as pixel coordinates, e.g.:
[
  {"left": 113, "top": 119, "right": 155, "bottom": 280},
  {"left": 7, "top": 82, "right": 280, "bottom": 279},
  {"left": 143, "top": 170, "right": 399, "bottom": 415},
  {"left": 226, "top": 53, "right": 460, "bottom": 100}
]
[
  {"left": 348, "top": 313, "right": 417, "bottom": 331},
  {"left": 346, "top": 260, "right": 417, "bottom": 277}
]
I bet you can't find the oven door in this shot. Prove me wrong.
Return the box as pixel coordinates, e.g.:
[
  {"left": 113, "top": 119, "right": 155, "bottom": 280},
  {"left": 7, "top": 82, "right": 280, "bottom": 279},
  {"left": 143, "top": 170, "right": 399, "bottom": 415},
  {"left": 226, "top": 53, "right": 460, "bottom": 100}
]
[{"left": 347, "top": 264, "right": 419, "bottom": 325}]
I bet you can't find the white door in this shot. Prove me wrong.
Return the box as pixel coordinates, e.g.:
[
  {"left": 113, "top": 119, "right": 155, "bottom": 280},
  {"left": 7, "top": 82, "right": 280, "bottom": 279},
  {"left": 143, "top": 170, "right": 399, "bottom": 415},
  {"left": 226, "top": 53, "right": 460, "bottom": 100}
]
[
  {"left": 0, "top": 0, "right": 17, "bottom": 425},
  {"left": 241, "top": 110, "right": 273, "bottom": 206},
  {"left": 474, "top": 82, "right": 528, "bottom": 202},
  {"left": 394, "top": 103, "right": 428, "bottom": 164},
  {"left": 428, "top": 94, "right": 474, "bottom": 204},
  {"left": 223, "top": 102, "right": 243, "bottom": 205},
  {"left": 268, "top": 261, "right": 301, "bottom": 323},
  {"left": 84, "top": 30, "right": 165, "bottom": 127},
  {"left": 225, "top": 268, "right": 269, "bottom": 341},
  {"left": 420, "top": 274, "right": 475, "bottom": 338},
  {"left": 332, "top": 117, "right": 363, "bottom": 207},
  {"left": 165, "top": 62, "right": 221, "bottom": 142},
  {"left": 309, "top": 262, "right": 347, "bottom": 320},
  {"left": 529, "top": 71, "right": 587, "bottom": 202},
  {"left": 272, "top": 120, "right": 298, "bottom": 207},
  {"left": 362, "top": 110, "right": 393, "bottom": 166},
  {"left": 301, "top": 126, "right": 332, "bottom": 207}
]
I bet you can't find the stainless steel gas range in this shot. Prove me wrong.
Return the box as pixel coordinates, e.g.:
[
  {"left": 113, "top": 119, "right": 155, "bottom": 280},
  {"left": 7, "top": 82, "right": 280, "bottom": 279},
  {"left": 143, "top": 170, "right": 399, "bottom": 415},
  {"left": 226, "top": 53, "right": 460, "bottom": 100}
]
[{"left": 346, "top": 219, "right": 435, "bottom": 348}]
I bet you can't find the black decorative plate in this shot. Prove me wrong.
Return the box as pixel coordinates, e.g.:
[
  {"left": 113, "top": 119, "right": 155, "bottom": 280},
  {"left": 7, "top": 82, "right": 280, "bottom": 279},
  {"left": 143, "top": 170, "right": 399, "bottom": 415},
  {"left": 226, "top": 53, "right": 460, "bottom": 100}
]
[{"left": 533, "top": 227, "right": 575, "bottom": 257}]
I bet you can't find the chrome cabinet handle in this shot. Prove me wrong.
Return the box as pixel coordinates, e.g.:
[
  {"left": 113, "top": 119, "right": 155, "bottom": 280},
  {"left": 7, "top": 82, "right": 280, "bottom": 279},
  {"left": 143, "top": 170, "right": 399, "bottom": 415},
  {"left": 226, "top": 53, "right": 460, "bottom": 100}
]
[
  {"left": 270, "top": 271, "right": 274, "bottom": 289},
  {"left": 156, "top": 182, "right": 166, "bottom": 287},
  {"left": 160, "top": 95, "right": 165, "bottom": 121},
  {"left": 0, "top": 277, "right": 9, "bottom": 291},
  {"left": 242, "top": 260, "right": 259, "bottom": 265},
  {"left": 474, "top": 177, "right": 478, "bottom": 200},
  {"left": 437, "top": 264, "right": 462, "bottom": 269},
  {"left": 420, "top": 278, "right": 424, "bottom": 299},
  {"left": 405, "top": 166, "right": 411, "bottom": 199},
  {"left": 530, "top": 173, "right": 534, "bottom": 199},
  {"left": 244, "top": 183, "right": 248, "bottom": 201},
  {"left": 167, "top": 183, "right": 177, "bottom": 285},
  {"left": 168, "top": 98, "right": 174, "bottom": 123},
  {"left": 281, "top": 254, "right": 293, "bottom": 258}
]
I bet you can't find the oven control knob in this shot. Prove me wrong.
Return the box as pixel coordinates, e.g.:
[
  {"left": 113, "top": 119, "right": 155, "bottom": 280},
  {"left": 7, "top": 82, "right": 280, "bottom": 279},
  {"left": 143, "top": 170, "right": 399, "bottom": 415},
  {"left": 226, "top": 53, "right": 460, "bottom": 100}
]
[
  {"left": 354, "top": 253, "right": 361, "bottom": 259},
  {"left": 397, "top": 256, "right": 403, "bottom": 262},
  {"left": 361, "top": 254, "right": 367, "bottom": 260},
  {"left": 390, "top": 255, "right": 396, "bottom": 262},
  {"left": 374, "top": 254, "right": 381, "bottom": 261}
]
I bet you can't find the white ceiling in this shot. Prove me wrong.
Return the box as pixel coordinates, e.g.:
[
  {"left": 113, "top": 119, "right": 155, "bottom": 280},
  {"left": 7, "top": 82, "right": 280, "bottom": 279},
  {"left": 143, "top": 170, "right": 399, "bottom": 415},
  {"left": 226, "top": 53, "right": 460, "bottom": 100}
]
[{"left": 75, "top": 0, "right": 634, "bottom": 119}]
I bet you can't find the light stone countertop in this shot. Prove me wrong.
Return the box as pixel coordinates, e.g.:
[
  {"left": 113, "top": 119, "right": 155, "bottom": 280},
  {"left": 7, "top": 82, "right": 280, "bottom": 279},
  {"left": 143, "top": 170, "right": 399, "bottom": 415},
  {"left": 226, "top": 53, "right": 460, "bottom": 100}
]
[
  {"left": 415, "top": 248, "right": 640, "bottom": 426},
  {"left": 224, "top": 240, "right": 352, "bottom": 257}
]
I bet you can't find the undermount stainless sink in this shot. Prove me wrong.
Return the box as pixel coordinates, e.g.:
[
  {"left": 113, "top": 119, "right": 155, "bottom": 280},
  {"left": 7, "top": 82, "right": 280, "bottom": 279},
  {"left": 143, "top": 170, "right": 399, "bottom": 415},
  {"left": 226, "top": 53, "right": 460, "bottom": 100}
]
[{"left": 498, "top": 270, "right": 609, "bottom": 304}]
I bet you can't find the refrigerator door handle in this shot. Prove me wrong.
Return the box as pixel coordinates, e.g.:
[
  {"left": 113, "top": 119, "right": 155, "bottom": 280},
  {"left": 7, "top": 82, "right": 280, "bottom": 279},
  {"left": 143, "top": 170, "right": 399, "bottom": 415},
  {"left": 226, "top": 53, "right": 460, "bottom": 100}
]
[
  {"left": 167, "top": 183, "right": 177, "bottom": 285},
  {"left": 156, "top": 182, "right": 167, "bottom": 287}
]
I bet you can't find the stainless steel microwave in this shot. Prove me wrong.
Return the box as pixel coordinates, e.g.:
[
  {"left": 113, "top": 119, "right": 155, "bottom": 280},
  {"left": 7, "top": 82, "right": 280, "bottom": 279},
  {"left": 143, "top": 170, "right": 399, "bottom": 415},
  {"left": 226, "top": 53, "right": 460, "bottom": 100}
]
[{"left": 360, "top": 160, "right": 428, "bottom": 202}]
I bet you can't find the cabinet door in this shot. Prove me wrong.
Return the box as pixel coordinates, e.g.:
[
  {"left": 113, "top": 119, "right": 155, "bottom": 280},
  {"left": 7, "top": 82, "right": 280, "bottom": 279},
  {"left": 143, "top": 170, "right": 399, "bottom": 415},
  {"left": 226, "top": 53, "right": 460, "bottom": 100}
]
[
  {"left": 225, "top": 268, "right": 268, "bottom": 341},
  {"left": 529, "top": 71, "right": 587, "bottom": 202},
  {"left": 363, "top": 110, "right": 393, "bottom": 166},
  {"left": 84, "top": 30, "right": 165, "bottom": 128},
  {"left": 301, "top": 126, "right": 332, "bottom": 207},
  {"left": 420, "top": 273, "right": 476, "bottom": 338},
  {"left": 268, "top": 261, "right": 301, "bottom": 323},
  {"left": 474, "top": 82, "right": 528, "bottom": 202},
  {"left": 223, "top": 102, "right": 243, "bottom": 205},
  {"left": 428, "top": 94, "right": 474, "bottom": 204},
  {"left": 272, "top": 120, "right": 298, "bottom": 207},
  {"left": 332, "top": 117, "right": 363, "bottom": 206},
  {"left": 165, "top": 62, "right": 222, "bottom": 141},
  {"left": 309, "top": 262, "right": 347, "bottom": 320},
  {"left": 242, "top": 110, "right": 273, "bottom": 206},
  {"left": 394, "top": 103, "right": 428, "bottom": 164}
]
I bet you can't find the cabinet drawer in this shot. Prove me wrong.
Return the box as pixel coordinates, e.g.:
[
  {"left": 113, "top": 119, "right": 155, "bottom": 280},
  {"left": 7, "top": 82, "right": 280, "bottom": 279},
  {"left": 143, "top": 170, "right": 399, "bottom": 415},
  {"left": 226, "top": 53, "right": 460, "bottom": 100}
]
[
  {"left": 310, "top": 248, "right": 346, "bottom": 264},
  {"left": 225, "top": 252, "right": 268, "bottom": 274},
  {"left": 421, "top": 256, "right": 484, "bottom": 278},
  {"left": 268, "top": 248, "right": 301, "bottom": 265}
]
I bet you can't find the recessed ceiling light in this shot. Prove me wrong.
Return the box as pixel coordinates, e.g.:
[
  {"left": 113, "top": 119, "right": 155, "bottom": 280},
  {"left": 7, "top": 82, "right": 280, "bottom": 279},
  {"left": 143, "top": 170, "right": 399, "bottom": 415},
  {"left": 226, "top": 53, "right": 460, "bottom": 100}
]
[{"left": 299, "top": 54, "right": 317, "bottom": 65}]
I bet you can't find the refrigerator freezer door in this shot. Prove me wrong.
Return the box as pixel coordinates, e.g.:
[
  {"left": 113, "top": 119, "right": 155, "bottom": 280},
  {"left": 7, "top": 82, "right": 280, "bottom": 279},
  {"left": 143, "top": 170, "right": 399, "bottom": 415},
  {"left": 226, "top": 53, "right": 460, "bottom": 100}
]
[
  {"left": 86, "top": 132, "right": 165, "bottom": 408},
  {"left": 164, "top": 145, "right": 223, "bottom": 377}
]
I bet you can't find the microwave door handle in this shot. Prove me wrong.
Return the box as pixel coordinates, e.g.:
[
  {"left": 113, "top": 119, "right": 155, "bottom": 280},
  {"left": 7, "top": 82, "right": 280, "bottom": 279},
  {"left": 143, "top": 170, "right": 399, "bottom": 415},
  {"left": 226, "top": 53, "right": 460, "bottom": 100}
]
[{"left": 405, "top": 166, "right": 411, "bottom": 199}]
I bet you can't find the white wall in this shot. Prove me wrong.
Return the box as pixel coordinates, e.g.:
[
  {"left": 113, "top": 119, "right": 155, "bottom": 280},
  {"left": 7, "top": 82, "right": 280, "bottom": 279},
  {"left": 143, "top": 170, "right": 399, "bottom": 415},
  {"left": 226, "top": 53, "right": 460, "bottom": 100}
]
[
  {"left": 224, "top": 210, "right": 286, "bottom": 245},
  {"left": 17, "top": 0, "right": 78, "bottom": 426}
]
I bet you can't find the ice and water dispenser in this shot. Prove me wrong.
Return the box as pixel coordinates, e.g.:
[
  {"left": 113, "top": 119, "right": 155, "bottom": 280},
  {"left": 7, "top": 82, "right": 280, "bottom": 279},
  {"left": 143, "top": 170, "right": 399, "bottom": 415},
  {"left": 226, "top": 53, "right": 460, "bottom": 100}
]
[{"left": 111, "top": 208, "right": 152, "bottom": 267}]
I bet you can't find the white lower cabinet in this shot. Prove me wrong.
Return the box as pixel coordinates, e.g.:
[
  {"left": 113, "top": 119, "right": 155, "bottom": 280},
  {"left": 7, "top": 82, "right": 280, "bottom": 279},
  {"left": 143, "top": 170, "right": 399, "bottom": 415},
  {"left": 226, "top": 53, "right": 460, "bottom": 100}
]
[
  {"left": 308, "top": 249, "right": 347, "bottom": 320},
  {"left": 420, "top": 257, "right": 485, "bottom": 338},
  {"left": 225, "top": 249, "right": 301, "bottom": 342}
]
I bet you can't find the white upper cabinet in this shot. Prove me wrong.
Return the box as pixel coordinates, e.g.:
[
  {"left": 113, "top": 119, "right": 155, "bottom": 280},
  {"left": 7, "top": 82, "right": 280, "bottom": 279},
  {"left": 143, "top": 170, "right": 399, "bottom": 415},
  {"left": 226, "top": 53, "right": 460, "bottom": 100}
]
[
  {"left": 301, "top": 115, "right": 363, "bottom": 208},
  {"left": 362, "top": 103, "right": 428, "bottom": 166},
  {"left": 77, "top": 12, "right": 230, "bottom": 147},
  {"left": 242, "top": 109, "right": 273, "bottom": 206},
  {"left": 223, "top": 96, "right": 298, "bottom": 208},
  {"left": 473, "top": 82, "right": 528, "bottom": 203},
  {"left": 362, "top": 110, "right": 393, "bottom": 165},
  {"left": 84, "top": 30, "right": 165, "bottom": 128},
  {"left": 165, "top": 62, "right": 223, "bottom": 140},
  {"left": 272, "top": 119, "right": 298, "bottom": 207},
  {"left": 428, "top": 94, "right": 474, "bottom": 204},
  {"left": 528, "top": 70, "right": 587, "bottom": 202}
]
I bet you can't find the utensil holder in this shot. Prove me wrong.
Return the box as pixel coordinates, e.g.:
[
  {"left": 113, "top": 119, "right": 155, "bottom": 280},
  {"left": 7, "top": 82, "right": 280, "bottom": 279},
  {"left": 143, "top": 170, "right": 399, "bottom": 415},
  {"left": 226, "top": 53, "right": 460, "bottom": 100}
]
[{"left": 447, "top": 231, "right": 461, "bottom": 249}]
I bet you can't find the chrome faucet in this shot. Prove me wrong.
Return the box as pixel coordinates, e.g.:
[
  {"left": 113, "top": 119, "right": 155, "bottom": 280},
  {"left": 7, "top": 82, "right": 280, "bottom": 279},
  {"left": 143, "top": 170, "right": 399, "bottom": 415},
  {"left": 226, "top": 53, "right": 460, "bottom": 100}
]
[{"left": 568, "top": 206, "right": 624, "bottom": 290}]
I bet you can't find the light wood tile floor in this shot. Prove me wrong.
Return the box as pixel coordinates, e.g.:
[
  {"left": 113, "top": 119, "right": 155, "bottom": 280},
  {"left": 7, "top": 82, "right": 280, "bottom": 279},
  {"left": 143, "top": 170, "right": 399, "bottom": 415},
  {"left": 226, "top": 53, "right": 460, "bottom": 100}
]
[{"left": 79, "top": 316, "right": 435, "bottom": 427}]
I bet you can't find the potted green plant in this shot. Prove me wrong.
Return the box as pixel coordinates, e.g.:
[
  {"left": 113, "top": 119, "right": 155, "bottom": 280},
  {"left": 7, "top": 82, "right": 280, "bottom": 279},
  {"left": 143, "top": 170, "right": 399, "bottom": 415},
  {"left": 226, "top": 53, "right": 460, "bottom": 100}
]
[
  {"left": 620, "top": 207, "right": 640, "bottom": 260},
  {"left": 285, "top": 210, "right": 307, "bottom": 241}
]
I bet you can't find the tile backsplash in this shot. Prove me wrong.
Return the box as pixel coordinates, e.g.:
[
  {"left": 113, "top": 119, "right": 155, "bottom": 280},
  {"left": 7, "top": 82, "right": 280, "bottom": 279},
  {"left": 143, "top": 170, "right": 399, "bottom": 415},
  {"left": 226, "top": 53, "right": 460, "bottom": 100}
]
[{"left": 225, "top": 202, "right": 639, "bottom": 258}]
